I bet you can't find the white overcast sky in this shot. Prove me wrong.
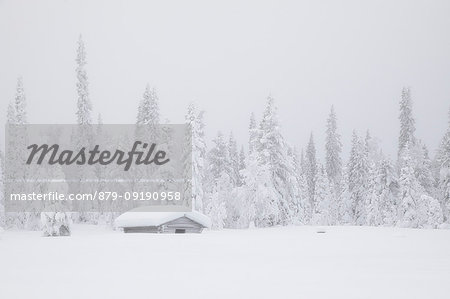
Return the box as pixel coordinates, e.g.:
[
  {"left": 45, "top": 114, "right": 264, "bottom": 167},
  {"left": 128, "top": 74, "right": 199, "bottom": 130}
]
[{"left": 1, "top": 0, "right": 449, "bottom": 161}]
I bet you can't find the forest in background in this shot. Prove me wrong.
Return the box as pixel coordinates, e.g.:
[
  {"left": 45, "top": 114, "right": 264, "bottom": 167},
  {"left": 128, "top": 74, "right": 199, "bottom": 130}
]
[{"left": 1, "top": 36, "right": 449, "bottom": 235}]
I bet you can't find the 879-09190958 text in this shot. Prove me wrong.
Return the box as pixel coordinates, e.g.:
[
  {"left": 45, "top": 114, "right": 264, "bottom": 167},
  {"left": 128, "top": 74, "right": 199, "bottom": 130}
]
[{"left": 9, "top": 191, "right": 182, "bottom": 202}]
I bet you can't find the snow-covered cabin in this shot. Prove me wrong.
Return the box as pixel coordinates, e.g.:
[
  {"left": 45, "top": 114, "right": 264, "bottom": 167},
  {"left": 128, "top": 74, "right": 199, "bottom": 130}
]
[{"left": 115, "top": 207, "right": 211, "bottom": 234}]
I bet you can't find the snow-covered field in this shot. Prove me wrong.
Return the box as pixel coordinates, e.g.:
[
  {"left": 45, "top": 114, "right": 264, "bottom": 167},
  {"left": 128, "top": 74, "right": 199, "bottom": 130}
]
[{"left": 1, "top": 226, "right": 450, "bottom": 299}]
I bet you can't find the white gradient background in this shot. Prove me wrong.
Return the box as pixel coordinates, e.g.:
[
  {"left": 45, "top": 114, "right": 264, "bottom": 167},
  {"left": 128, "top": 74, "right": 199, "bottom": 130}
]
[{"left": 1, "top": 0, "right": 449, "bottom": 159}]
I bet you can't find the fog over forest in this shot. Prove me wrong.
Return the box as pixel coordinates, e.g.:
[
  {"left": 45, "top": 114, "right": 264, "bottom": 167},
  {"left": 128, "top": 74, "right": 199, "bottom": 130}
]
[{"left": 1, "top": 0, "right": 450, "bottom": 160}]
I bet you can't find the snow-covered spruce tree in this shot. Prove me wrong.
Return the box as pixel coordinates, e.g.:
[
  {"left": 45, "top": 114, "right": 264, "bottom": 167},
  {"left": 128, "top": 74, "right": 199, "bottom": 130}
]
[
  {"left": 305, "top": 133, "right": 317, "bottom": 209},
  {"left": 236, "top": 113, "right": 281, "bottom": 228},
  {"left": 398, "top": 87, "right": 415, "bottom": 160},
  {"left": 412, "top": 142, "right": 435, "bottom": 196},
  {"left": 5, "top": 99, "right": 19, "bottom": 228},
  {"left": 14, "top": 77, "right": 27, "bottom": 124},
  {"left": 396, "top": 88, "right": 436, "bottom": 201},
  {"left": 74, "top": 36, "right": 96, "bottom": 223},
  {"left": 136, "top": 87, "right": 166, "bottom": 211},
  {"left": 7, "top": 77, "right": 28, "bottom": 125},
  {"left": 248, "top": 112, "right": 258, "bottom": 154},
  {"left": 297, "top": 172, "right": 312, "bottom": 224},
  {"left": 419, "top": 194, "right": 443, "bottom": 229},
  {"left": 283, "top": 147, "right": 301, "bottom": 224},
  {"left": 364, "top": 131, "right": 381, "bottom": 226},
  {"left": 366, "top": 158, "right": 399, "bottom": 226},
  {"left": 365, "top": 171, "right": 382, "bottom": 227},
  {"left": 137, "top": 84, "right": 160, "bottom": 125},
  {"left": 291, "top": 148, "right": 311, "bottom": 224},
  {"left": 337, "top": 168, "right": 353, "bottom": 225},
  {"left": 228, "top": 132, "right": 241, "bottom": 187},
  {"left": 137, "top": 85, "right": 151, "bottom": 124},
  {"left": 398, "top": 147, "right": 421, "bottom": 228},
  {"left": 346, "top": 131, "right": 369, "bottom": 225},
  {"left": 325, "top": 105, "right": 342, "bottom": 190},
  {"left": 5, "top": 78, "right": 40, "bottom": 229},
  {"left": 93, "top": 114, "right": 117, "bottom": 225},
  {"left": 222, "top": 134, "right": 246, "bottom": 228},
  {"left": 300, "top": 149, "right": 306, "bottom": 175},
  {"left": 7, "top": 102, "right": 15, "bottom": 124},
  {"left": 149, "top": 87, "right": 160, "bottom": 124},
  {"left": 436, "top": 107, "right": 450, "bottom": 222},
  {"left": 240, "top": 150, "right": 279, "bottom": 227},
  {"left": 206, "top": 132, "right": 234, "bottom": 227},
  {"left": 234, "top": 121, "right": 261, "bottom": 228},
  {"left": 238, "top": 146, "right": 246, "bottom": 186},
  {"left": 184, "top": 102, "right": 206, "bottom": 212},
  {"left": 365, "top": 131, "right": 384, "bottom": 165},
  {"left": 311, "top": 165, "right": 334, "bottom": 225},
  {"left": 257, "top": 96, "right": 297, "bottom": 225},
  {"left": 205, "top": 173, "right": 229, "bottom": 230},
  {"left": 397, "top": 144, "right": 442, "bottom": 228},
  {"left": 208, "top": 132, "right": 230, "bottom": 182},
  {"left": 76, "top": 35, "right": 92, "bottom": 125},
  {"left": 236, "top": 158, "right": 256, "bottom": 228}
]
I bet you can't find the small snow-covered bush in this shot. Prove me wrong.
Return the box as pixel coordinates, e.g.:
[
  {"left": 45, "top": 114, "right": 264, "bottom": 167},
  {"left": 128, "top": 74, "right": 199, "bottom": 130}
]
[
  {"left": 41, "top": 212, "right": 71, "bottom": 237},
  {"left": 420, "top": 195, "right": 443, "bottom": 229}
]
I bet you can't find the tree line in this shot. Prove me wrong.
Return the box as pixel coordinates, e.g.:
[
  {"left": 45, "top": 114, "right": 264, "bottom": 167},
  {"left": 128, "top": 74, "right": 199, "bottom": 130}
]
[{"left": 1, "top": 36, "right": 449, "bottom": 233}]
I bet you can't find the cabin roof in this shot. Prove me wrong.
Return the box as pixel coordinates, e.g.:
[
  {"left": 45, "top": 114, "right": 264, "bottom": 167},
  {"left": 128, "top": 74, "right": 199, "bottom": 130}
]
[{"left": 115, "top": 207, "right": 211, "bottom": 228}]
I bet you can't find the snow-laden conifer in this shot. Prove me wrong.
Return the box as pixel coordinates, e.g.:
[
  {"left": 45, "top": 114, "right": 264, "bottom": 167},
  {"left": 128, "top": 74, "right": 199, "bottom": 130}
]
[
  {"left": 325, "top": 106, "right": 342, "bottom": 188},
  {"left": 257, "top": 96, "right": 296, "bottom": 225},
  {"left": 347, "top": 131, "right": 369, "bottom": 225},
  {"left": 398, "top": 145, "right": 422, "bottom": 227},
  {"left": 240, "top": 151, "right": 279, "bottom": 227},
  {"left": 398, "top": 87, "right": 415, "bottom": 158},
  {"left": 437, "top": 107, "right": 450, "bottom": 222},
  {"left": 208, "top": 132, "right": 230, "bottom": 182},
  {"left": 248, "top": 112, "right": 258, "bottom": 154},
  {"left": 238, "top": 146, "right": 246, "bottom": 186},
  {"left": 366, "top": 159, "right": 398, "bottom": 226},
  {"left": 312, "top": 166, "right": 334, "bottom": 225},
  {"left": 305, "top": 133, "right": 317, "bottom": 205},
  {"left": 14, "top": 77, "right": 27, "bottom": 124},
  {"left": 75, "top": 35, "right": 92, "bottom": 125},
  {"left": 184, "top": 102, "right": 206, "bottom": 212},
  {"left": 205, "top": 173, "right": 229, "bottom": 230},
  {"left": 137, "top": 85, "right": 160, "bottom": 125},
  {"left": 228, "top": 132, "right": 241, "bottom": 187}
]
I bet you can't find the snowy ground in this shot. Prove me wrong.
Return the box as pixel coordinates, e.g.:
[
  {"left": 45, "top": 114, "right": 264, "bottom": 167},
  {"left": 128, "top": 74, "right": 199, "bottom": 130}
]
[{"left": 1, "top": 225, "right": 450, "bottom": 299}]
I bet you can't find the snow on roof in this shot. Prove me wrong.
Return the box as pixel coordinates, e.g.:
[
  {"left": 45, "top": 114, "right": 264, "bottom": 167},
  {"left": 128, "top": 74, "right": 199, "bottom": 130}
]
[{"left": 115, "top": 206, "right": 211, "bottom": 228}]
